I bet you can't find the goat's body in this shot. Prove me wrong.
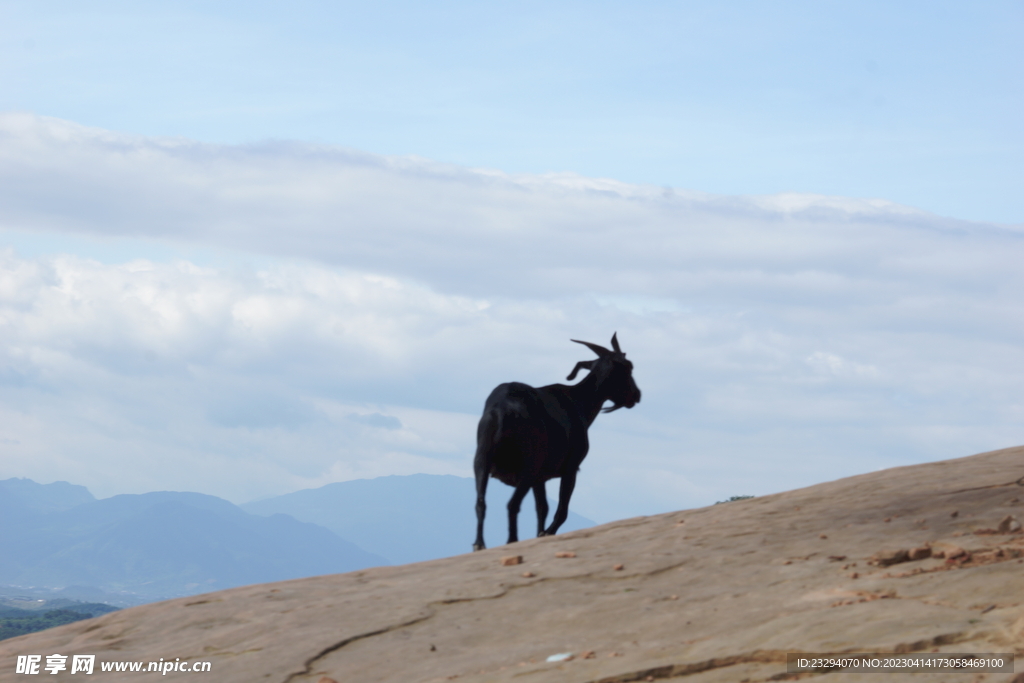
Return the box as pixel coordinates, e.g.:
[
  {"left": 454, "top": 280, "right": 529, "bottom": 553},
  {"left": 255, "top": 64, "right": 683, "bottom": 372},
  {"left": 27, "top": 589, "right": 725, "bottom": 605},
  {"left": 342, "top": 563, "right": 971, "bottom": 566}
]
[
  {"left": 477, "top": 382, "right": 590, "bottom": 488},
  {"left": 472, "top": 335, "right": 640, "bottom": 551}
]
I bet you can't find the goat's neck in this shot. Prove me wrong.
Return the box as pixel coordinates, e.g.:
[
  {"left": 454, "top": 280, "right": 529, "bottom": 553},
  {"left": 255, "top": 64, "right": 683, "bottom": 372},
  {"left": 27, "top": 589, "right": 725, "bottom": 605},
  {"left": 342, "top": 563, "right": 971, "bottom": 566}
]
[{"left": 569, "top": 373, "right": 610, "bottom": 427}]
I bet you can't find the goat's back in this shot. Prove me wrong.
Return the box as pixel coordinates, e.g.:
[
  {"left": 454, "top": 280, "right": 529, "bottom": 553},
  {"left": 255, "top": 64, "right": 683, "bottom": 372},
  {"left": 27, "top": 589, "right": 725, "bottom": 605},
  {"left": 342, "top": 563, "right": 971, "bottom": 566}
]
[{"left": 476, "top": 382, "right": 582, "bottom": 486}]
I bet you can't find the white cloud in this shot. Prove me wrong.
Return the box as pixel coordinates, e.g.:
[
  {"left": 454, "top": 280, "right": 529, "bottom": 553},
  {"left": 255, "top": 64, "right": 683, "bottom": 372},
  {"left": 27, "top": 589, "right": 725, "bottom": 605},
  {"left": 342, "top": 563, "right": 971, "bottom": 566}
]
[
  {"left": 5, "top": 112, "right": 1019, "bottom": 303},
  {"left": 0, "top": 114, "right": 1022, "bottom": 521},
  {"left": 805, "top": 351, "right": 879, "bottom": 379}
]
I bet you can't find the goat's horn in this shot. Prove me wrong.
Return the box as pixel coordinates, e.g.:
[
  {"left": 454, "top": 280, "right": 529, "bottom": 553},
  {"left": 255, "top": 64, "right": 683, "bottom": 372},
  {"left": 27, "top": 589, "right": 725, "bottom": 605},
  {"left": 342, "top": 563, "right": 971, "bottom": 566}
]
[
  {"left": 610, "top": 332, "right": 621, "bottom": 353},
  {"left": 566, "top": 360, "right": 595, "bottom": 381},
  {"left": 571, "top": 339, "right": 611, "bottom": 357}
]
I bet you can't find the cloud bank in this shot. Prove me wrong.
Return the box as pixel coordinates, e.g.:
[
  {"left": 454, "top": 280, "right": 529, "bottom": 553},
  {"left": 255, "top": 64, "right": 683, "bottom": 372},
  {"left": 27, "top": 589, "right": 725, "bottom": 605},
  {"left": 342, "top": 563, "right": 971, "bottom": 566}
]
[{"left": 1, "top": 113, "right": 1022, "bottom": 523}]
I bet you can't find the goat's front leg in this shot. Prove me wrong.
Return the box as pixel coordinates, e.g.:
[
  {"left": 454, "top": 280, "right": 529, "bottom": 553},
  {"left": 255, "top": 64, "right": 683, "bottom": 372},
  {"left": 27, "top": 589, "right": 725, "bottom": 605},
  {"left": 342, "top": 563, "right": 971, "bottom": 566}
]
[
  {"left": 506, "top": 481, "right": 532, "bottom": 544},
  {"left": 544, "top": 471, "right": 576, "bottom": 536},
  {"left": 532, "top": 481, "right": 549, "bottom": 537}
]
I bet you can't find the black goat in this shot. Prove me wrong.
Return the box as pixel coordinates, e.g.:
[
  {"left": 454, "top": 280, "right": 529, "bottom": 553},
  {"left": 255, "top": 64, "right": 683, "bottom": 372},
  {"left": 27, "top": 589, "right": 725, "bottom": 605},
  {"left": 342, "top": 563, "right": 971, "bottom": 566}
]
[{"left": 472, "top": 333, "right": 641, "bottom": 551}]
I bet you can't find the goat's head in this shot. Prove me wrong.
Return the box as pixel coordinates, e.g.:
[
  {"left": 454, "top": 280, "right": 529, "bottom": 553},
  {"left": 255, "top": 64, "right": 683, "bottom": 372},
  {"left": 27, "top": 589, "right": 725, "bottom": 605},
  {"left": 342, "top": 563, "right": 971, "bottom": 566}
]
[{"left": 566, "top": 333, "right": 641, "bottom": 412}]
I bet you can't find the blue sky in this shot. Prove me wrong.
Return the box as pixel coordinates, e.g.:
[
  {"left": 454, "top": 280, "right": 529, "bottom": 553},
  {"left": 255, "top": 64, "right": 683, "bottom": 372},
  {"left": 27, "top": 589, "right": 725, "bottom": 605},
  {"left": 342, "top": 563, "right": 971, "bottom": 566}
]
[
  {"left": 0, "top": 2, "right": 1022, "bottom": 527},
  {"left": 2, "top": 1, "right": 1021, "bottom": 223}
]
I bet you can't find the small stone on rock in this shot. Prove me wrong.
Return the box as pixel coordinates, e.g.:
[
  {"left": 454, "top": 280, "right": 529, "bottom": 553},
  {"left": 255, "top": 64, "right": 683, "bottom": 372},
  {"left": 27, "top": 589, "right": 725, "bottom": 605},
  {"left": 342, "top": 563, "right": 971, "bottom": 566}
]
[
  {"left": 909, "top": 546, "right": 932, "bottom": 561},
  {"left": 501, "top": 555, "right": 523, "bottom": 566},
  {"left": 581, "top": 651, "right": 596, "bottom": 659},
  {"left": 555, "top": 551, "right": 577, "bottom": 558},
  {"left": 318, "top": 678, "right": 338, "bottom": 683},
  {"left": 870, "top": 548, "right": 910, "bottom": 567},
  {"left": 521, "top": 571, "right": 535, "bottom": 577},
  {"left": 998, "top": 515, "right": 1021, "bottom": 533},
  {"left": 951, "top": 510, "right": 959, "bottom": 518},
  {"left": 613, "top": 564, "right": 624, "bottom": 570}
]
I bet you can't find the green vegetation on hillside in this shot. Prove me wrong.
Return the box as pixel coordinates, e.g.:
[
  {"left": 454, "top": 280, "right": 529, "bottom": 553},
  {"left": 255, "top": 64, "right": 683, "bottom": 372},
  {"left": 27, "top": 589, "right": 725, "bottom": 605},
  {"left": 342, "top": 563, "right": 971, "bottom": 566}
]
[
  {"left": 0, "top": 609, "right": 95, "bottom": 641},
  {"left": 714, "top": 495, "right": 755, "bottom": 504}
]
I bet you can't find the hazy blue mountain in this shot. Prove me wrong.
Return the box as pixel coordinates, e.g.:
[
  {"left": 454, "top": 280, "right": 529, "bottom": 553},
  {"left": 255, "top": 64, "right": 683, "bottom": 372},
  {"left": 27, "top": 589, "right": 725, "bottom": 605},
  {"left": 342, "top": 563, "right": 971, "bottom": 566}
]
[
  {"left": 241, "top": 474, "right": 597, "bottom": 565},
  {"left": 0, "top": 479, "right": 388, "bottom": 600},
  {"left": 0, "top": 478, "right": 95, "bottom": 517}
]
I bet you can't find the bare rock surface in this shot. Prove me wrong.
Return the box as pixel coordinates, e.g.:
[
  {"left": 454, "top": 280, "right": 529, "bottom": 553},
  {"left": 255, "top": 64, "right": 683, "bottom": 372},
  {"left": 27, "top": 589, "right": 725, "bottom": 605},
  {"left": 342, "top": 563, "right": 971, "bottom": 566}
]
[{"left": 3, "top": 445, "right": 1024, "bottom": 682}]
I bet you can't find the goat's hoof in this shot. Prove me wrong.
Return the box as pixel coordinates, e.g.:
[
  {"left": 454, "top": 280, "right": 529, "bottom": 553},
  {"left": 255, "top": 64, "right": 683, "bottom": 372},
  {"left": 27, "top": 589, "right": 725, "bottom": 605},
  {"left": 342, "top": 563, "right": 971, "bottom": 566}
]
[
  {"left": 537, "top": 531, "right": 548, "bottom": 537},
  {"left": 472, "top": 544, "right": 485, "bottom": 552}
]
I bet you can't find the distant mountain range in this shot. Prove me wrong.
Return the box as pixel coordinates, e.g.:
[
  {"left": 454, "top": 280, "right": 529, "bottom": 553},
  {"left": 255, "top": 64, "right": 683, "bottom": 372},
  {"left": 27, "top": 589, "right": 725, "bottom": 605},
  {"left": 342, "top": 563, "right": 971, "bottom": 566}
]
[
  {"left": 0, "top": 478, "right": 386, "bottom": 601},
  {"left": 0, "top": 475, "right": 595, "bottom": 602},
  {"left": 241, "top": 474, "right": 596, "bottom": 565}
]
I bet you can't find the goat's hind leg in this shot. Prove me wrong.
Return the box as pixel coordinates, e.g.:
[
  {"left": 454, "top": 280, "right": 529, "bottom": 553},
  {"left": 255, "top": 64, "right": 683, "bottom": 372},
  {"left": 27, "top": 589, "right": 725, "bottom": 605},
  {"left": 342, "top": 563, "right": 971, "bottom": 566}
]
[
  {"left": 532, "top": 481, "right": 549, "bottom": 537},
  {"left": 472, "top": 443, "right": 494, "bottom": 551},
  {"left": 472, "top": 465, "right": 489, "bottom": 551},
  {"left": 473, "top": 410, "right": 501, "bottom": 552},
  {"left": 506, "top": 481, "right": 532, "bottom": 545}
]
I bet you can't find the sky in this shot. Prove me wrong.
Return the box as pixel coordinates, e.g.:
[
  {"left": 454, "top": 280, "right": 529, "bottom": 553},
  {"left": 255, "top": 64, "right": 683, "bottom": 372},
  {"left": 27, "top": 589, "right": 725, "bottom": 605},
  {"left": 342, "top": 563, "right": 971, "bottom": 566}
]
[{"left": 0, "top": 1, "right": 1022, "bottom": 525}]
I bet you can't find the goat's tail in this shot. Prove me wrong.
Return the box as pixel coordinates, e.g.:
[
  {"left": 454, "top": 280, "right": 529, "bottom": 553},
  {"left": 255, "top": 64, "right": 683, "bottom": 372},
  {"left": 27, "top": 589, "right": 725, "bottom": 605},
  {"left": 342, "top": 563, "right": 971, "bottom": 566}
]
[
  {"left": 477, "top": 408, "right": 501, "bottom": 449},
  {"left": 478, "top": 399, "right": 529, "bottom": 448}
]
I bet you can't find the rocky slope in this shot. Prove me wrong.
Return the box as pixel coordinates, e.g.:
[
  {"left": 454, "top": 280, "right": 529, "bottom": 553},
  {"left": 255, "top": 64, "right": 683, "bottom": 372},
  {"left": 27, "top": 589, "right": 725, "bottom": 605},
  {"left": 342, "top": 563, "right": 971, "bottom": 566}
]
[{"left": 2, "top": 445, "right": 1023, "bottom": 682}]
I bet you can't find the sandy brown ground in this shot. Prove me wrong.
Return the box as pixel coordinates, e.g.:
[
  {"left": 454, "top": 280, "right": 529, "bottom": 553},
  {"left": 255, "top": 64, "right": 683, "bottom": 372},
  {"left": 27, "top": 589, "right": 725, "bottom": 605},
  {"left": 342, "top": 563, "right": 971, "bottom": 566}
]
[{"left": 2, "top": 445, "right": 1024, "bottom": 683}]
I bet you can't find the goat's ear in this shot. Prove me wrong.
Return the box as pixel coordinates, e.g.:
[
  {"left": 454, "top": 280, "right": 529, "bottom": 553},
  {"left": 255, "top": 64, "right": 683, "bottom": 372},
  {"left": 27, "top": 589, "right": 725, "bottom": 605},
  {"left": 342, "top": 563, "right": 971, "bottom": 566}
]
[
  {"left": 571, "top": 339, "right": 611, "bottom": 357},
  {"left": 566, "top": 360, "right": 595, "bottom": 381},
  {"left": 610, "top": 332, "right": 621, "bottom": 353}
]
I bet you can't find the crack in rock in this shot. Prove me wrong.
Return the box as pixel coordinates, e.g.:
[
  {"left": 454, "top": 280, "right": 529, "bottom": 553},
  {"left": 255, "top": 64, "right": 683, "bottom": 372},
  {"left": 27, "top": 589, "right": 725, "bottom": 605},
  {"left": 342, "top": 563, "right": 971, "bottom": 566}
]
[
  {"left": 279, "top": 569, "right": 701, "bottom": 683},
  {"left": 280, "top": 589, "right": 519, "bottom": 682},
  {"left": 584, "top": 649, "right": 789, "bottom": 682},
  {"left": 944, "top": 477, "right": 1024, "bottom": 495},
  {"left": 280, "top": 611, "right": 436, "bottom": 683}
]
